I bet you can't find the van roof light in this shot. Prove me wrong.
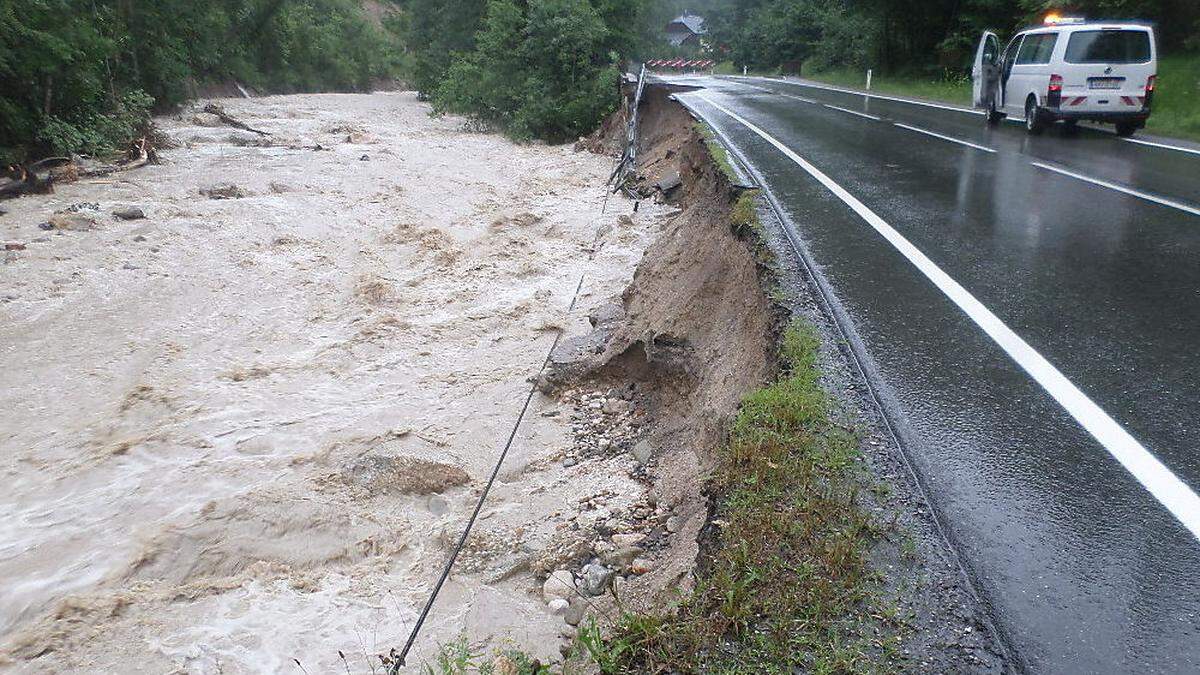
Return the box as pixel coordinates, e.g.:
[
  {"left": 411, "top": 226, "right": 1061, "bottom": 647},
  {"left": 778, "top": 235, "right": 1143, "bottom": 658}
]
[{"left": 1044, "top": 14, "right": 1085, "bottom": 24}]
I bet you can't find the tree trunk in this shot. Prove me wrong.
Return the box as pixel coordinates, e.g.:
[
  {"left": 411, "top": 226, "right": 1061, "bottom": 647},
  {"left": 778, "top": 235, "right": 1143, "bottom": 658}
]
[{"left": 42, "top": 74, "right": 53, "bottom": 116}]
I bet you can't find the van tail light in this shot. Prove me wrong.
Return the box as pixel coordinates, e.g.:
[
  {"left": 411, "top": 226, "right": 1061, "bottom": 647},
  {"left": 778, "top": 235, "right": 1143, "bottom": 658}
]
[
  {"left": 1145, "top": 74, "right": 1156, "bottom": 108},
  {"left": 1048, "top": 74, "right": 1063, "bottom": 107}
]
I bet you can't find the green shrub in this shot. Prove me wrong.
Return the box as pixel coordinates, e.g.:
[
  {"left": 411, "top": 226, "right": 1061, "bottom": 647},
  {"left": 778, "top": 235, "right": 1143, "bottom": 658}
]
[{"left": 432, "top": 0, "right": 621, "bottom": 143}]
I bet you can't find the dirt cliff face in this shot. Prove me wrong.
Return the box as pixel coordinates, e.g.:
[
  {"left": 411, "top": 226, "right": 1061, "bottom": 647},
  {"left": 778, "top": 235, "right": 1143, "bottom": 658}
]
[{"left": 541, "top": 85, "right": 776, "bottom": 610}]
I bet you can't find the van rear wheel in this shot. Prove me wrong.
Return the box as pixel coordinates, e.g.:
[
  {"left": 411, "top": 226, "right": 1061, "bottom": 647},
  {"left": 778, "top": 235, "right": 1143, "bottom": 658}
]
[
  {"left": 1115, "top": 121, "right": 1138, "bottom": 137},
  {"left": 1025, "top": 98, "right": 1046, "bottom": 135}
]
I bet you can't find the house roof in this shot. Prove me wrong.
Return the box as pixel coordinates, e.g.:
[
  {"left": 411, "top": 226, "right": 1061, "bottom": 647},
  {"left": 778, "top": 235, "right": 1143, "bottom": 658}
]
[{"left": 667, "top": 13, "right": 706, "bottom": 36}]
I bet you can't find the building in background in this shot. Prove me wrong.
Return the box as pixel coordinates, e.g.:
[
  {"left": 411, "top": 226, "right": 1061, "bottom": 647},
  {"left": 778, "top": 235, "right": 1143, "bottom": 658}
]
[{"left": 665, "top": 13, "right": 706, "bottom": 48}]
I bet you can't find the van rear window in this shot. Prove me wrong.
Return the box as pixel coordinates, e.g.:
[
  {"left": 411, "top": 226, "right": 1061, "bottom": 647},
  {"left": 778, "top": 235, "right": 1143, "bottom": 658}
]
[{"left": 1065, "top": 30, "right": 1151, "bottom": 64}]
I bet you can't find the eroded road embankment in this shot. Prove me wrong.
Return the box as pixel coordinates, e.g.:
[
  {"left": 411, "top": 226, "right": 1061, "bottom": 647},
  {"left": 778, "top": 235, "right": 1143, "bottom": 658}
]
[{"left": 574, "top": 83, "right": 1009, "bottom": 672}]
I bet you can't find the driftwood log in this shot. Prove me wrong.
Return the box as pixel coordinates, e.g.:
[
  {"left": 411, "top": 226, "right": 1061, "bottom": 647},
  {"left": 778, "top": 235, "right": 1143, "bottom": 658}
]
[
  {"left": 78, "top": 137, "right": 156, "bottom": 178},
  {"left": 1, "top": 164, "right": 55, "bottom": 199},
  {"left": 203, "top": 103, "right": 270, "bottom": 136},
  {"left": 1, "top": 136, "right": 158, "bottom": 200}
]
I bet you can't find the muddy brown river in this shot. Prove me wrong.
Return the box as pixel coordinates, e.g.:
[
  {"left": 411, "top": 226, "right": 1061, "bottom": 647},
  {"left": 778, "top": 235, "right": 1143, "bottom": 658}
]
[{"left": 0, "top": 92, "right": 660, "bottom": 672}]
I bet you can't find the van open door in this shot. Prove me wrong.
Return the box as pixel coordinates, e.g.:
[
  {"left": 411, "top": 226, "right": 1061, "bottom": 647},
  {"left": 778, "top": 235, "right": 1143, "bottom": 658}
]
[{"left": 972, "top": 31, "right": 1000, "bottom": 109}]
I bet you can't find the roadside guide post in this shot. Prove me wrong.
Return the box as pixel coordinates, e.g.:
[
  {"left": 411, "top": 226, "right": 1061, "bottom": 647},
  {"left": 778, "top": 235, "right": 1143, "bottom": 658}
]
[{"left": 866, "top": 69, "right": 873, "bottom": 91}]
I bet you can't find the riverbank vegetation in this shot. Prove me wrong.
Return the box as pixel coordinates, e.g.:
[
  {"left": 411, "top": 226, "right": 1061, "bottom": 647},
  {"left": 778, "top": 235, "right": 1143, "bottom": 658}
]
[
  {"left": 2, "top": 0, "right": 671, "bottom": 160},
  {"left": 1, "top": 0, "right": 406, "bottom": 163},
  {"left": 410, "top": 0, "right": 665, "bottom": 142},
  {"left": 428, "top": 0, "right": 633, "bottom": 142}
]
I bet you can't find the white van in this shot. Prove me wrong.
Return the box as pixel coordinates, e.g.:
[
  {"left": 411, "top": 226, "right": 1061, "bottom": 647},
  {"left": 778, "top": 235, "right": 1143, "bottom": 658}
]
[{"left": 972, "top": 19, "right": 1157, "bottom": 136}]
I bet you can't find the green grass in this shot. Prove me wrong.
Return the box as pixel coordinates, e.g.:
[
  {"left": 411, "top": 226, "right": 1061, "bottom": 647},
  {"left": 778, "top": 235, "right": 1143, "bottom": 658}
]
[
  {"left": 422, "top": 634, "right": 550, "bottom": 674},
  {"left": 585, "top": 321, "right": 900, "bottom": 674},
  {"left": 715, "top": 61, "right": 782, "bottom": 77},
  {"left": 804, "top": 54, "right": 1200, "bottom": 142},
  {"left": 730, "top": 192, "right": 759, "bottom": 232},
  {"left": 1144, "top": 54, "right": 1200, "bottom": 141},
  {"left": 695, "top": 121, "right": 739, "bottom": 182},
  {"left": 803, "top": 67, "right": 972, "bottom": 107}
]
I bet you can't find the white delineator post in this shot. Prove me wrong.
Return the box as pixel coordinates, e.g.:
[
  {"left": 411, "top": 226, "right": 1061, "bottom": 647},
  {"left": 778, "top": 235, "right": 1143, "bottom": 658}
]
[{"left": 866, "top": 69, "right": 873, "bottom": 91}]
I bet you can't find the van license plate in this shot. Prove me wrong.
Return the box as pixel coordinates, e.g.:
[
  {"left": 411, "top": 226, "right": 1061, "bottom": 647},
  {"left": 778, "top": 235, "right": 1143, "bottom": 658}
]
[{"left": 1088, "top": 78, "right": 1123, "bottom": 90}]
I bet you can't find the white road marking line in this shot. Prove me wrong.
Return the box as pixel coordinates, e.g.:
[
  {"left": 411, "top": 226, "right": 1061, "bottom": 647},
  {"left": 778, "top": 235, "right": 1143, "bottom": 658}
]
[
  {"left": 754, "top": 76, "right": 987, "bottom": 116},
  {"left": 823, "top": 103, "right": 883, "bottom": 121},
  {"left": 1123, "top": 137, "right": 1200, "bottom": 157},
  {"left": 1031, "top": 161, "right": 1200, "bottom": 217},
  {"left": 782, "top": 93, "right": 818, "bottom": 105},
  {"left": 695, "top": 93, "right": 1200, "bottom": 543},
  {"left": 893, "top": 122, "right": 996, "bottom": 153}
]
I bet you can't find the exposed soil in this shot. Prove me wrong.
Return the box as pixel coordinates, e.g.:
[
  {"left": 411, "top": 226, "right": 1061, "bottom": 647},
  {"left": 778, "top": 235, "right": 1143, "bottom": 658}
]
[{"left": 539, "top": 85, "right": 777, "bottom": 616}]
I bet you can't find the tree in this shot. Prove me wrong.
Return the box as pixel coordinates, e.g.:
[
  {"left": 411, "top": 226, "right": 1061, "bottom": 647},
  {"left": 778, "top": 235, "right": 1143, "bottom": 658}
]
[
  {"left": 433, "top": 0, "right": 527, "bottom": 129},
  {"left": 2, "top": 0, "right": 407, "bottom": 163},
  {"left": 693, "top": 0, "right": 1197, "bottom": 82},
  {"left": 434, "top": 0, "right": 622, "bottom": 142},
  {"left": 403, "top": 0, "right": 487, "bottom": 97},
  {"left": 518, "top": 0, "right": 618, "bottom": 140}
]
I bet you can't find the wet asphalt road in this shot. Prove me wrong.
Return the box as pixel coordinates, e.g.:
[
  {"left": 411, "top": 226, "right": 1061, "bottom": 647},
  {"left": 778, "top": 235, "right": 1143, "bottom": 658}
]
[{"left": 667, "top": 76, "right": 1200, "bottom": 673}]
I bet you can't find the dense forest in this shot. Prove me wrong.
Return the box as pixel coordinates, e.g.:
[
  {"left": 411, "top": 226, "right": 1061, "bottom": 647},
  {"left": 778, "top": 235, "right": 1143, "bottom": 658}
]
[
  {"left": 1, "top": 0, "right": 663, "bottom": 160},
  {"left": 0, "top": 0, "right": 407, "bottom": 163},
  {"left": 3, "top": 0, "right": 1197, "bottom": 162},
  {"left": 660, "top": 0, "right": 1199, "bottom": 74}
]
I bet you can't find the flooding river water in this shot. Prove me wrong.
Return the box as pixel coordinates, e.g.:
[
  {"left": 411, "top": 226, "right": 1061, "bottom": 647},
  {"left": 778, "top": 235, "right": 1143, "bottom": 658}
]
[{"left": 0, "top": 92, "right": 655, "bottom": 673}]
